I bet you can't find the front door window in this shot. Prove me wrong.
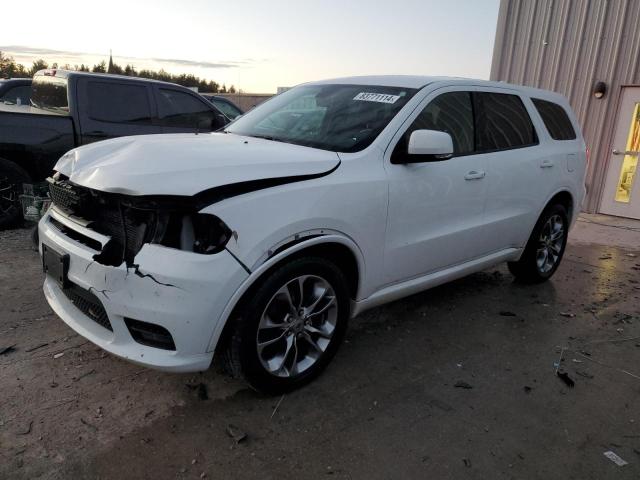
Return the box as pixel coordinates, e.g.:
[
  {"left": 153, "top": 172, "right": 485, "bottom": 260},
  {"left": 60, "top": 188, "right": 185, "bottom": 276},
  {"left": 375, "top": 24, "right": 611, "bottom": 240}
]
[{"left": 614, "top": 102, "right": 640, "bottom": 203}]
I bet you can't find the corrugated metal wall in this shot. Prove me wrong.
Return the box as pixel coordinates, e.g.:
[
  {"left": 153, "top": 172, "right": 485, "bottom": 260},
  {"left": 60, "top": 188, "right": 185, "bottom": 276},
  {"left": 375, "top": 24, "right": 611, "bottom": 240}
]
[{"left": 490, "top": 0, "right": 640, "bottom": 212}]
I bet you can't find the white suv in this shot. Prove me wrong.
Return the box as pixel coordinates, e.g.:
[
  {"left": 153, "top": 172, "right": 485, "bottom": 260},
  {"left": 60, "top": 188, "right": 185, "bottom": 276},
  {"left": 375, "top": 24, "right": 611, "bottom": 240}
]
[{"left": 39, "top": 76, "right": 586, "bottom": 393}]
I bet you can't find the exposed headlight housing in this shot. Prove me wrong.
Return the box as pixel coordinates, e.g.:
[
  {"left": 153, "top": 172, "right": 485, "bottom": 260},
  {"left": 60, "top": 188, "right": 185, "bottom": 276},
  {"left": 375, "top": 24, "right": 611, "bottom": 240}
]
[{"left": 190, "top": 213, "right": 232, "bottom": 254}]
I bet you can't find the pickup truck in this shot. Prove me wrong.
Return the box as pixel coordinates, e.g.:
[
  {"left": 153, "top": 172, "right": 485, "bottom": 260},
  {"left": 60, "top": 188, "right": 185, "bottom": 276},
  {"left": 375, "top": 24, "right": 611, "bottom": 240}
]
[{"left": 0, "top": 69, "right": 229, "bottom": 227}]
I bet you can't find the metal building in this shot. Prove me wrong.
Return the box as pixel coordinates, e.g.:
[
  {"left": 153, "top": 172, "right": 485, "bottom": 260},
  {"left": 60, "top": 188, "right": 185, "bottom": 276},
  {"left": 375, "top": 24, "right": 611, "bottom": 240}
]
[{"left": 491, "top": 0, "right": 640, "bottom": 219}]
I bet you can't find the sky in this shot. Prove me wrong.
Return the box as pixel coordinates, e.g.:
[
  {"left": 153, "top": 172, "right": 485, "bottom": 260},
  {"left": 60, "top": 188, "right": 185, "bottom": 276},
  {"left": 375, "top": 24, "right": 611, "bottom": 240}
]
[{"left": 1, "top": 0, "right": 500, "bottom": 93}]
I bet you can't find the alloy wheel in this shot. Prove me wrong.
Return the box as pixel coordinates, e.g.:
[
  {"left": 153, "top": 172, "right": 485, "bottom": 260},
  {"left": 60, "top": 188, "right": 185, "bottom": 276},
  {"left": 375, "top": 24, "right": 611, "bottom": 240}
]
[
  {"left": 536, "top": 214, "right": 564, "bottom": 273},
  {"left": 256, "top": 275, "right": 338, "bottom": 378}
]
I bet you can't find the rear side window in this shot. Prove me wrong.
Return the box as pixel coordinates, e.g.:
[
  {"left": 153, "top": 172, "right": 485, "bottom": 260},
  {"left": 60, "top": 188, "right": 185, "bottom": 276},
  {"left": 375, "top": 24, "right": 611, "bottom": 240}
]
[
  {"left": 87, "top": 82, "right": 152, "bottom": 124},
  {"left": 31, "top": 75, "right": 69, "bottom": 112},
  {"left": 407, "top": 91, "right": 474, "bottom": 154},
  {"left": 474, "top": 92, "right": 537, "bottom": 151},
  {"left": 532, "top": 98, "right": 576, "bottom": 140},
  {"left": 157, "top": 89, "right": 218, "bottom": 129}
]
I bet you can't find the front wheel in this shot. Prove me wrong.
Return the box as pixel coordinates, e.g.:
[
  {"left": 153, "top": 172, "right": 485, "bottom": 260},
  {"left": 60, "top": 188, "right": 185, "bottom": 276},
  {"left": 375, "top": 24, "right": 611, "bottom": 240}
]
[
  {"left": 508, "top": 204, "right": 569, "bottom": 283},
  {"left": 219, "top": 257, "right": 350, "bottom": 394}
]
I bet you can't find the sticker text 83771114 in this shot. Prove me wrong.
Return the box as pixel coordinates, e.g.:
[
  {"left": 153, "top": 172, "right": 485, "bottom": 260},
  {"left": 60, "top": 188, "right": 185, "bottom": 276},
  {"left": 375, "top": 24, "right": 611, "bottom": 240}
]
[{"left": 353, "top": 92, "right": 401, "bottom": 104}]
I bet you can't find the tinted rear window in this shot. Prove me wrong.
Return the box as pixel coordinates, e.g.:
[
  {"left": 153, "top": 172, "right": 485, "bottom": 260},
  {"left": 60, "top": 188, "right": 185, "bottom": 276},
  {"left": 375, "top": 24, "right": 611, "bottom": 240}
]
[
  {"left": 31, "top": 75, "right": 69, "bottom": 112},
  {"left": 87, "top": 81, "right": 152, "bottom": 123},
  {"left": 474, "top": 92, "right": 537, "bottom": 151},
  {"left": 532, "top": 98, "right": 576, "bottom": 140}
]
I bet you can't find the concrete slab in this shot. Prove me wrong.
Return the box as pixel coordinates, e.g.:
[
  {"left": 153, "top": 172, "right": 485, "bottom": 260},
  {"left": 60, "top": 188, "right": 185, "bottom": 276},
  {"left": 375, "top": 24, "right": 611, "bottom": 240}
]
[{"left": 570, "top": 213, "right": 640, "bottom": 250}]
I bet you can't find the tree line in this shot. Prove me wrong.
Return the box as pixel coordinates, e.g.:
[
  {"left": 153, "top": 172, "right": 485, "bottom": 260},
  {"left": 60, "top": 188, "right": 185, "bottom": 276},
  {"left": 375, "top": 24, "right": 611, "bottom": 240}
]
[{"left": 0, "top": 51, "right": 236, "bottom": 93}]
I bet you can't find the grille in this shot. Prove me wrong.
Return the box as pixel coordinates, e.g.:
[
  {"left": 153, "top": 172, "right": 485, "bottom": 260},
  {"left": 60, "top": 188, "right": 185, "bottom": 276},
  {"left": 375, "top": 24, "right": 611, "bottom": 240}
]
[
  {"left": 62, "top": 283, "right": 113, "bottom": 332},
  {"left": 47, "top": 178, "right": 90, "bottom": 213},
  {"left": 48, "top": 177, "right": 154, "bottom": 265}
]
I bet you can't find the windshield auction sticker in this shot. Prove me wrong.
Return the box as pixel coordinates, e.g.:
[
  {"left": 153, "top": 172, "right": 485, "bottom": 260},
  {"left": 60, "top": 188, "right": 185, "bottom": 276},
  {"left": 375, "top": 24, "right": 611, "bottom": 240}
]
[{"left": 353, "top": 92, "right": 401, "bottom": 104}]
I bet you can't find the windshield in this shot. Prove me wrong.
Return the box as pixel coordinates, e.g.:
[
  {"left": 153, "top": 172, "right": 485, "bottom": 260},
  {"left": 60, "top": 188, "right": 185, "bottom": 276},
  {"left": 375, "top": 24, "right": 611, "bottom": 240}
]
[
  {"left": 226, "top": 84, "right": 418, "bottom": 152},
  {"left": 31, "top": 75, "right": 69, "bottom": 112}
]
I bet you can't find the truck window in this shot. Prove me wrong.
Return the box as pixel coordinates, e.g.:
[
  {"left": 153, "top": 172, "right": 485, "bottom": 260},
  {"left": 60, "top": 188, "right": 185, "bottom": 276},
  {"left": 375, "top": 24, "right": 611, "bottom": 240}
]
[
  {"left": 157, "top": 89, "right": 217, "bottom": 130},
  {"left": 532, "top": 98, "right": 577, "bottom": 140},
  {"left": 87, "top": 82, "right": 152, "bottom": 124},
  {"left": 474, "top": 92, "right": 538, "bottom": 152},
  {"left": 212, "top": 98, "right": 242, "bottom": 119},
  {"left": 31, "top": 76, "right": 69, "bottom": 112},
  {"left": 1, "top": 85, "right": 31, "bottom": 105}
]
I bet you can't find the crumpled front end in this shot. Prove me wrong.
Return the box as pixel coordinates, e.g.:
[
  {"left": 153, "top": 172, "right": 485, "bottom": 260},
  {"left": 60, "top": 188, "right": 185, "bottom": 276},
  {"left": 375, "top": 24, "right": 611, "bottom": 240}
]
[{"left": 39, "top": 175, "right": 249, "bottom": 372}]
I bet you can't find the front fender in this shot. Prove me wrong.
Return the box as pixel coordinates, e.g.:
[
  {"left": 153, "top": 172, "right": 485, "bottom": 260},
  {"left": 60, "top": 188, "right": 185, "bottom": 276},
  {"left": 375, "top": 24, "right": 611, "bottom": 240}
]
[{"left": 206, "top": 234, "right": 366, "bottom": 352}]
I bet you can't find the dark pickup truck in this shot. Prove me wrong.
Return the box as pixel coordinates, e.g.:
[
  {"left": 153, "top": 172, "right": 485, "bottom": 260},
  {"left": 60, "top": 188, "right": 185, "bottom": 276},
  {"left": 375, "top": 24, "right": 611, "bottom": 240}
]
[{"left": 0, "top": 69, "right": 229, "bottom": 227}]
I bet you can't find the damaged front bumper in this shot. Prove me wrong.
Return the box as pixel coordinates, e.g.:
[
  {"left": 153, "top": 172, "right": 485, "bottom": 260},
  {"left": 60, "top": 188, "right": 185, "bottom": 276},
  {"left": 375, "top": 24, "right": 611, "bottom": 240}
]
[{"left": 39, "top": 207, "right": 249, "bottom": 372}]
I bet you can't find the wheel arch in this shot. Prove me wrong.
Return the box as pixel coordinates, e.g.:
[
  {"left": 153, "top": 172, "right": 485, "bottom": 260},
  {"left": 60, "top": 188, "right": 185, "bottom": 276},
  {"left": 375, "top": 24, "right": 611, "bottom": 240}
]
[
  {"left": 208, "top": 234, "right": 365, "bottom": 353},
  {"left": 546, "top": 190, "right": 575, "bottom": 221}
]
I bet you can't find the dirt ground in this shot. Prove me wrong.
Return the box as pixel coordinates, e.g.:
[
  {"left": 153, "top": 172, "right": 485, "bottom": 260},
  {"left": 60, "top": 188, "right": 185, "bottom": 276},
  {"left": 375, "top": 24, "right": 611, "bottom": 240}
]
[{"left": 1, "top": 220, "right": 639, "bottom": 479}]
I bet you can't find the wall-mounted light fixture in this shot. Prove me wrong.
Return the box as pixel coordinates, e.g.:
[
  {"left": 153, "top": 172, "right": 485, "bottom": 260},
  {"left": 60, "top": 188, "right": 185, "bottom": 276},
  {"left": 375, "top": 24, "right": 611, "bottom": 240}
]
[{"left": 593, "top": 81, "right": 607, "bottom": 99}]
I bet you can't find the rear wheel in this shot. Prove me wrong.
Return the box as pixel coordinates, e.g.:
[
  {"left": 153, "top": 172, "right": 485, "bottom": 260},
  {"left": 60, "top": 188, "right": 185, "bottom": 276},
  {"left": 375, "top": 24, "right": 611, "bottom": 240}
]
[
  {"left": 508, "top": 204, "right": 568, "bottom": 283},
  {"left": 219, "top": 257, "right": 350, "bottom": 394},
  {"left": 0, "top": 158, "right": 30, "bottom": 229}
]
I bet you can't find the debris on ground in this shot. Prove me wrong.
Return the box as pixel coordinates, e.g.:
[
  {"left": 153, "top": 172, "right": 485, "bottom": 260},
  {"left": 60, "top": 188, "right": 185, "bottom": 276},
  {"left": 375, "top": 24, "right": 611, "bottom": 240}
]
[
  {"left": 454, "top": 381, "right": 473, "bottom": 389},
  {"left": 53, "top": 352, "right": 65, "bottom": 359},
  {"left": 556, "top": 371, "right": 575, "bottom": 388},
  {"left": 559, "top": 312, "right": 576, "bottom": 318},
  {"left": 462, "top": 458, "right": 471, "bottom": 468},
  {"left": 599, "top": 254, "right": 613, "bottom": 260},
  {"left": 226, "top": 424, "right": 247, "bottom": 444},
  {"left": 185, "top": 383, "right": 208, "bottom": 400},
  {"left": 17, "top": 420, "right": 33, "bottom": 435},
  {"left": 25, "top": 342, "right": 48, "bottom": 352},
  {"left": 0, "top": 344, "right": 16, "bottom": 355},
  {"left": 575, "top": 370, "right": 594, "bottom": 379},
  {"left": 499, "top": 311, "right": 516, "bottom": 317},
  {"left": 603, "top": 450, "right": 628, "bottom": 466},
  {"left": 80, "top": 418, "right": 98, "bottom": 432},
  {"left": 72, "top": 369, "right": 96, "bottom": 382},
  {"left": 523, "top": 386, "right": 532, "bottom": 394},
  {"left": 271, "top": 395, "right": 285, "bottom": 419}
]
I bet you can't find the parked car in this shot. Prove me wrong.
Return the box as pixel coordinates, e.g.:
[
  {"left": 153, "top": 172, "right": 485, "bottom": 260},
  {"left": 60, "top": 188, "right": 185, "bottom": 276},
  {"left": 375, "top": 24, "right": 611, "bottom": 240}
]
[
  {"left": 0, "top": 78, "right": 32, "bottom": 105},
  {"left": 39, "top": 76, "right": 586, "bottom": 393},
  {"left": 200, "top": 94, "right": 243, "bottom": 120},
  {"left": 0, "top": 69, "right": 229, "bottom": 228}
]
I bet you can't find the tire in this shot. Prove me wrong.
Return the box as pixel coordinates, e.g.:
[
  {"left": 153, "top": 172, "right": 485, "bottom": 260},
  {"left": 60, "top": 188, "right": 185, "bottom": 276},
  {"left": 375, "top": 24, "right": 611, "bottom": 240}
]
[
  {"left": 508, "top": 204, "right": 569, "bottom": 283},
  {"left": 0, "top": 157, "right": 31, "bottom": 230},
  {"left": 219, "top": 256, "right": 350, "bottom": 394}
]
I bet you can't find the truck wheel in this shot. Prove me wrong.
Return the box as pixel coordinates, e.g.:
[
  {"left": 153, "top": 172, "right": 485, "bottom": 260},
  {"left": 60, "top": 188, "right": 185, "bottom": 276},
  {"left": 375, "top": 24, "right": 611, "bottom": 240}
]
[
  {"left": 219, "top": 257, "right": 350, "bottom": 394},
  {"left": 0, "top": 158, "right": 31, "bottom": 230},
  {"left": 508, "top": 204, "right": 568, "bottom": 283}
]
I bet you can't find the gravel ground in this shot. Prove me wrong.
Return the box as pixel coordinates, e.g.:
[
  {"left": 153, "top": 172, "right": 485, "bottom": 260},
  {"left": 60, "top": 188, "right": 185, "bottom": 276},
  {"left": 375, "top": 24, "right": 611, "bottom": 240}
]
[{"left": 1, "top": 225, "right": 639, "bottom": 479}]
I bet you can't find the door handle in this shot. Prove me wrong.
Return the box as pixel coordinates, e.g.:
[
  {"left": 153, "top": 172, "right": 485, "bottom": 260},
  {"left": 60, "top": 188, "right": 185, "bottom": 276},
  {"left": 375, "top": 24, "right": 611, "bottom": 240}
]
[
  {"left": 540, "top": 159, "right": 554, "bottom": 168},
  {"left": 86, "top": 131, "right": 108, "bottom": 138},
  {"left": 612, "top": 149, "right": 640, "bottom": 156},
  {"left": 464, "top": 170, "right": 485, "bottom": 180}
]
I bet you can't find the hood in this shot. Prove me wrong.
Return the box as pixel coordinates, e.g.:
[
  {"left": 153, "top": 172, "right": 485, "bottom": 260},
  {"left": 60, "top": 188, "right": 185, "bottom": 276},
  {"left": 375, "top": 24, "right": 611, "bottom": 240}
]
[{"left": 55, "top": 133, "right": 341, "bottom": 196}]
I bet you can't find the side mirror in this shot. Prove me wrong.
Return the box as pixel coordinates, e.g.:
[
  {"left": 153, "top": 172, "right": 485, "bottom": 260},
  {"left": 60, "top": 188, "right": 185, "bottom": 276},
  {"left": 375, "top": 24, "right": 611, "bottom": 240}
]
[{"left": 395, "top": 129, "right": 454, "bottom": 163}]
